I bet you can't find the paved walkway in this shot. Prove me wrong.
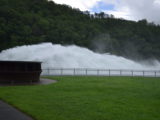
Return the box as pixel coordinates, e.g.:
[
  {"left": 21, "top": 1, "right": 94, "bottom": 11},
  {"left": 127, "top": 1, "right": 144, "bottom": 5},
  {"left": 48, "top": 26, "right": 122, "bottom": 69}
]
[
  {"left": 0, "top": 78, "right": 57, "bottom": 119},
  {"left": 0, "top": 100, "right": 33, "bottom": 120},
  {"left": 38, "top": 78, "right": 57, "bottom": 85},
  {"left": 0, "top": 78, "right": 57, "bottom": 86}
]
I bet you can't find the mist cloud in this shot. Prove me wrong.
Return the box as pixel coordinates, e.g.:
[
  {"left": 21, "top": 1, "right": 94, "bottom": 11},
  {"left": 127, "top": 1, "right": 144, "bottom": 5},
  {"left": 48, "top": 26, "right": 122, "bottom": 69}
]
[{"left": 0, "top": 43, "right": 160, "bottom": 70}]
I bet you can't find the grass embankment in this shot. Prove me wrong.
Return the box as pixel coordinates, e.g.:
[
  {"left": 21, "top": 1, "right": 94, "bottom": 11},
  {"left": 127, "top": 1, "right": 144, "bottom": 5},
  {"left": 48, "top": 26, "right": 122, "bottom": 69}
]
[{"left": 0, "top": 76, "right": 160, "bottom": 120}]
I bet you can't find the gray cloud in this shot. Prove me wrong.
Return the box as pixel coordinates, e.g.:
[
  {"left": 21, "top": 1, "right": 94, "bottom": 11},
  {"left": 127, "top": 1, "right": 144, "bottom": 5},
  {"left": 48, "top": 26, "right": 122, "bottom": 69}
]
[
  {"left": 52, "top": 0, "right": 160, "bottom": 24},
  {"left": 114, "top": 0, "right": 160, "bottom": 24}
]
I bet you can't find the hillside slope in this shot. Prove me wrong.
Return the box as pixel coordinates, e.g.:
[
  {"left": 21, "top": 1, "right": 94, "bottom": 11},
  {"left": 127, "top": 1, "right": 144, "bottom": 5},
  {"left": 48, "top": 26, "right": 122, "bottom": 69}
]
[{"left": 0, "top": 0, "right": 160, "bottom": 60}]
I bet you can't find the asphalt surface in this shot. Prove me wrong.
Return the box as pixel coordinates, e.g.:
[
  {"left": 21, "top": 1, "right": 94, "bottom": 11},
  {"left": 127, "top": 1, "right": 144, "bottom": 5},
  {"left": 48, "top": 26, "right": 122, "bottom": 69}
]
[
  {"left": 0, "top": 78, "right": 57, "bottom": 86},
  {"left": 0, "top": 100, "right": 33, "bottom": 120},
  {"left": 0, "top": 78, "right": 57, "bottom": 120}
]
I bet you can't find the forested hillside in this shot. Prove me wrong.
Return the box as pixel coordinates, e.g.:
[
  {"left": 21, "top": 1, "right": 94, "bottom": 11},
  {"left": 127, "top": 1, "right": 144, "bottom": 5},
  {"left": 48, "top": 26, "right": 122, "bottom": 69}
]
[{"left": 0, "top": 0, "right": 160, "bottom": 60}]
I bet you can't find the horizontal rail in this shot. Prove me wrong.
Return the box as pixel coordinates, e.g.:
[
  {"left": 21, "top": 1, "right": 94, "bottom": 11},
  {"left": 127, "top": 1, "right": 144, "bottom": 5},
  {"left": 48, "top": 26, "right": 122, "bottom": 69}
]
[{"left": 41, "top": 68, "right": 160, "bottom": 77}]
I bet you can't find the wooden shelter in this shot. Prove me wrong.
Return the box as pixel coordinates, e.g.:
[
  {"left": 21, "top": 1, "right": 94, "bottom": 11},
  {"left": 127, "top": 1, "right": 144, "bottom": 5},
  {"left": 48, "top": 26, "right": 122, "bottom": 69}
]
[{"left": 0, "top": 61, "right": 42, "bottom": 83}]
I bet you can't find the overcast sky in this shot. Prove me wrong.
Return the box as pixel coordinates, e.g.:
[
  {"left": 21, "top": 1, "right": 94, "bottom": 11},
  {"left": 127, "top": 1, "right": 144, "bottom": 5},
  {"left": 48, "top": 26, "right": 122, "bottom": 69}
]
[{"left": 52, "top": 0, "right": 160, "bottom": 24}]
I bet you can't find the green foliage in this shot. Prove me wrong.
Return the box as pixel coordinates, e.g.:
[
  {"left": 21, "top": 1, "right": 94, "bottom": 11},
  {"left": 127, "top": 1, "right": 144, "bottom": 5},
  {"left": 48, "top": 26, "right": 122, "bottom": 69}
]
[
  {"left": 0, "top": 76, "right": 160, "bottom": 120},
  {"left": 0, "top": 0, "right": 160, "bottom": 60}
]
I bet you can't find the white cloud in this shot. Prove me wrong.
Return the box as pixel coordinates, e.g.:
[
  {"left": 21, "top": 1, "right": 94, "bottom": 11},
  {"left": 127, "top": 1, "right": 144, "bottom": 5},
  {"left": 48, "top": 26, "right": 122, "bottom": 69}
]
[
  {"left": 106, "top": 8, "right": 133, "bottom": 20},
  {"left": 110, "top": 0, "right": 160, "bottom": 23},
  {"left": 51, "top": 0, "right": 160, "bottom": 24},
  {"left": 153, "top": 0, "right": 160, "bottom": 5},
  {"left": 52, "top": 0, "right": 101, "bottom": 11}
]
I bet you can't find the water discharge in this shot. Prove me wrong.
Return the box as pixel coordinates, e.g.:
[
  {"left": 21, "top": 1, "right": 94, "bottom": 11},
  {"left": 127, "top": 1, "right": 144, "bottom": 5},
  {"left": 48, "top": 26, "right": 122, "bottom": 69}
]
[{"left": 0, "top": 43, "right": 160, "bottom": 70}]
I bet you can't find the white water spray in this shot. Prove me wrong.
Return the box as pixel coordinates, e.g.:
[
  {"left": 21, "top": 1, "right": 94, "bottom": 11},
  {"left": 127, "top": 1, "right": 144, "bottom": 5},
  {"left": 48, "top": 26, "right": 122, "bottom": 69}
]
[{"left": 0, "top": 43, "right": 159, "bottom": 70}]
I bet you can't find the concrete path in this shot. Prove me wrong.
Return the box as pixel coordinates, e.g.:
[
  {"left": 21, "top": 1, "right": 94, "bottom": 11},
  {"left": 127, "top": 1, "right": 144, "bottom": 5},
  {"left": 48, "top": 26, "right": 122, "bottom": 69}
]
[
  {"left": 38, "top": 78, "right": 57, "bottom": 85},
  {"left": 0, "top": 100, "right": 33, "bottom": 120},
  {"left": 0, "top": 78, "right": 57, "bottom": 86},
  {"left": 0, "top": 78, "right": 57, "bottom": 119}
]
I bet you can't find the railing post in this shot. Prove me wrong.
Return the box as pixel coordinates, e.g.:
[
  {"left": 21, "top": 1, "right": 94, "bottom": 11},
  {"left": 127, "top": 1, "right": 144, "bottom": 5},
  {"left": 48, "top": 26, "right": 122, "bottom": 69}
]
[
  {"left": 86, "top": 69, "right": 88, "bottom": 76},
  {"left": 48, "top": 69, "right": 49, "bottom": 75},
  {"left": 109, "top": 69, "right": 110, "bottom": 76},
  {"left": 97, "top": 69, "right": 99, "bottom": 76},
  {"left": 143, "top": 71, "right": 144, "bottom": 77},
  {"left": 131, "top": 70, "right": 134, "bottom": 77},
  {"left": 61, "top": 68, "right": 63, "bottom": 75},
  {"left": 74, "top": 68, "right": 75, "bottom": 76},
  {"left": 155, "top": 71, "right": 157, "bottom": 77},
  {"left": 120, "top": 70, "right": 122, "bottom": 76}
]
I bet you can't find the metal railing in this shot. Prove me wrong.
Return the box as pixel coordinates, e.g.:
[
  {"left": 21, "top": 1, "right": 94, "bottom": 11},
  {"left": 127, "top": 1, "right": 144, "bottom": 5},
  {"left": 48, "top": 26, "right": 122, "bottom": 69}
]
[{"left": 41, "top": 68, "right": 160, "bottom": 77}]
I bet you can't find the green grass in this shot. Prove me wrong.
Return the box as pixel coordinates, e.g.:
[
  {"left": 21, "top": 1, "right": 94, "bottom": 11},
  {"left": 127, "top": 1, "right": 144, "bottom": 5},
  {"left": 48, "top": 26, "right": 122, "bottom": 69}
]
[{"left": 0, "top": 76, "right": 160, "bottom": 120}]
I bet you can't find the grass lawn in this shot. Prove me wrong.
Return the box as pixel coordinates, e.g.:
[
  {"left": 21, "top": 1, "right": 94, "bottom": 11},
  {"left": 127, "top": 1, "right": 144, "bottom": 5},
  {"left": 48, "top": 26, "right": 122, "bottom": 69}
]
[{"left": 0, "top": 76, "right": 160, "bottom": 120}]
